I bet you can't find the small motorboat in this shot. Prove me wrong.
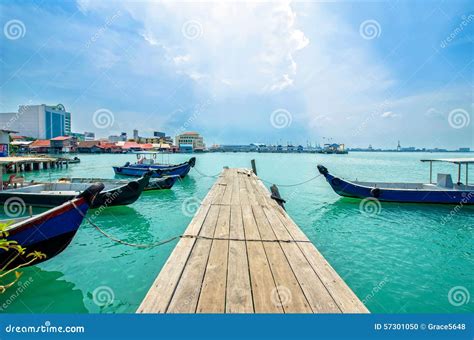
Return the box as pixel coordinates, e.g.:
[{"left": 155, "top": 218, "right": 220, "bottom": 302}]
[
  {"left": 317, "top": 158, "right": 474, "bottom": 205},
  {"left": 113, "top": 157, "right": 196, "bottom": 179},
  {"left": 59, "top": 174, "right": 179, "bottom": 191},
  {"left": 0, "top": 172, "right": 152, "bottom": 208},
  {"left": 0, "top": 183, "right": 104, "bottom": 270}
]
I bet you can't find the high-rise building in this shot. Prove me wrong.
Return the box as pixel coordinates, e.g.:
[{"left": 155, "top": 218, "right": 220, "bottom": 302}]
[
  {"left": 0, "top": 104, "right": 71, "bottom": 139},
  {"left": 133, "top": 129, "right": 139, "bottom": 141}
]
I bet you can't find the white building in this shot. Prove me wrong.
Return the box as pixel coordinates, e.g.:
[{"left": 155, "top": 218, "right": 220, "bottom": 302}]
[
  {"left": 175, "top": 132, "right": 205, "bottom": 151},
  {"left": 0, "top": 104, "right": 71, "bottom": 139}
]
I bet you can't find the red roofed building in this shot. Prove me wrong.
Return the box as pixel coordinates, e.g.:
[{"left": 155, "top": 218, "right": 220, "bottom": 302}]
[
  {"left": 50, "top": 136, "right": 74, "bottom": 153},
  {"left": 28, "top": 139, "right": 51, "bottom": 153}
]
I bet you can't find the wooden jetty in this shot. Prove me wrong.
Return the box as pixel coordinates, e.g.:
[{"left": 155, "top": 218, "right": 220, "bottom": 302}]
[
  {"left": 138, "top": 168, "right": 369, "bottom": 313},
  {"left": 0, "top": 155, "right": 76, "bottom": 174}
]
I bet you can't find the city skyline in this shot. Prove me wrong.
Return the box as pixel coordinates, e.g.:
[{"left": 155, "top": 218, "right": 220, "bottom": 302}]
[{"left": 0, "top": 1, "right": 472, "bottom": 149}]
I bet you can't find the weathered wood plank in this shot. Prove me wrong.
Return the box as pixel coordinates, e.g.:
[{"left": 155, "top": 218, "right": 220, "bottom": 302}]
[
  {"left": 226, "top": 240, "right": 253, "bottom": 313},
  {"left": 197, "top": 239, "right": 229, "bottom": 313}
]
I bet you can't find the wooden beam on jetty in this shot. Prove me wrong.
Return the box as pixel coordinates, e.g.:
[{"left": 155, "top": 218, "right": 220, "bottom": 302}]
[{"left": 137, "top": 168, "right": 369, "bottom": 313}]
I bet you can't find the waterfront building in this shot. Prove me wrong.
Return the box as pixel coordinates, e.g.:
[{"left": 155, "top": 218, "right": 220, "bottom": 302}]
[
  {"left": 108, "top": 133, "right": 127, "bottom": 143},
  {"left": 50, "top": 136, "right": 74, "bottom": 153},
  {"left": 133, "top": 129, "right": 139, "bottom": 141},
  {"left": 175, "top": 132, "right": 205, "bottom": 152},
  {"left": 28, "top": 139, "right": 51, "bottom": 153},
  {"left": 459, "top": 147, "right": 471, "bottom": 152},
  {"left": 0, "top": 104, "right": 71, "bottom": 139}
]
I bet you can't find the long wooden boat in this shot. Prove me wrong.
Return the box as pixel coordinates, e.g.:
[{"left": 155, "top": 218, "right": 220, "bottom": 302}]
[
  {"left": 317, "top": 158, "right": 474, "bottom": 205},
  {"left": 0, "top": 183, "right": 104, "bottom": 270},
  {"left": 0, "top": 172, "right": 152, "bottom": 209},
  {"left": 113, "top": 157, "right": 195, "bottom": 178},
  {"left": 59, "top": 175, "right": 179, "bottom": 191}
]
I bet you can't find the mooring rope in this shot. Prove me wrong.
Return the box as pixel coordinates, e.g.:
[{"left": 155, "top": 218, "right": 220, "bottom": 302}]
[
  {"left": 72, "top": 202, "right": 312, "bottom": 248},
  {"left": 258, "top": 174, "right": 322, "bottom": 187},
  {"left": 72, "top": 202, "right": 180, "bottom": 248},
  {"left": 193, "top": 167, "right": 322, "bottom": 187},
  {"left": 192, "top": 167, "right": 221, "bottom": 178}
]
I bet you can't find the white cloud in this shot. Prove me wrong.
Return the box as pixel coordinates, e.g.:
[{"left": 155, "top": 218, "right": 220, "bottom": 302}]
[{"left": 78, "top": 0, "right": 309, "bottom": 96}]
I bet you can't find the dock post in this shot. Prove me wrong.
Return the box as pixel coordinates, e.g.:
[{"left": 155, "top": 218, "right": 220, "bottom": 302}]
[
  {"left": 251, "top": 159, "right": 257, "bottom": 175},
  {"left": 270, "top": 184, "right": 286, "bottom": 210}
]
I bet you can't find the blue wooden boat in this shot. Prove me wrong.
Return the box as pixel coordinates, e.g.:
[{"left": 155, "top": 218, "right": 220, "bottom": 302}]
[
  {"left": 317, "top": 158, "right": 474, "bottom": 205},
  {"left": 113, "top": 157, "right": 196, "bottom": 178},
  {"left": 0, "top": 183, "right": 104, "bottom": 270}
]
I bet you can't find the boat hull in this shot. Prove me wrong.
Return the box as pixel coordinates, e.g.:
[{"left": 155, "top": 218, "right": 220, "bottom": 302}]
[
  {"left": 0, "top": 174, "right": 150, "bottom": 209},
  {"left": 0, "top": 198, "right": 89, "bottom": 270},
  {"left": 318, "top": 165, "right": 474, "bottom": 205},
  {"left": 113, "top": 158, "right": 195, "bottom": 179}
]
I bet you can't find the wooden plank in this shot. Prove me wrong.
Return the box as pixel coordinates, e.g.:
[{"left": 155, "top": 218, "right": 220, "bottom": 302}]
[
  {"left": 226, "top": 240, "right": 253, "bottom": 313},
  {"left": 241, "top": 204, "right": 260, "bottom": 240},
  {"left": 298, "top": 243, "right": 369, "bottom": 313},
  {"left": 247, "top": 241, "right": 283, "bottom": 313},
  {"left": 237, "top": 173, "right": 250, "bottom": 205},
  {"left": 196, "top": 239, "right": 229, "bottom": 313},
  {"left": 252, "top": 204, "right": 276, "bottom": 241},
  {"left": 137, "top": 237, "right": 195, "bottom": 313},
  {"left": 229, "top": 204, "right": 244, "bottom": 240},
  {"left": 263, "top": 242, "right": 312, "bottom": 313},
  {"left": 280, "top": 242, "right": 340, "bottom": 313},
  {"left": 215, "top": 204, "right": 231, "bottom": 239},
  {"left": 166, "top": 239, "right": 213, "bottom": 313}
]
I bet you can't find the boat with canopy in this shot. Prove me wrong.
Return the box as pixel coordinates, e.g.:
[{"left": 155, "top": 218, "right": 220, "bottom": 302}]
[{"left": 317, "top": 158, "right": 473, "bottom": 205}]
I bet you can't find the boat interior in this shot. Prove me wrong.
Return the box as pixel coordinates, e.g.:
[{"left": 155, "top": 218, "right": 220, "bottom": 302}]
[
  {"left": 2, "top": 182, "right": 119, "bottom": 195},
  {"left": 352, "top": 174, "right": 474, "bottom": 191}
]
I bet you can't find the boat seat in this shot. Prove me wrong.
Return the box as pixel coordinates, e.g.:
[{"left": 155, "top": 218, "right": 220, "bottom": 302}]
[{"left": 437, "top": 174, "right": 453, "bottom": 189}]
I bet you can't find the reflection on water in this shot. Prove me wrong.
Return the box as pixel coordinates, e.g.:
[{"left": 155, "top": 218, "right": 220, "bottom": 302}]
[{"left": 0, "top": 267, "right": 87, "bottom": 313}]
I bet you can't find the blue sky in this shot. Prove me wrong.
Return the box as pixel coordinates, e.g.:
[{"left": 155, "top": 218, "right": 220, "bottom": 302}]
[{"left": 0, "top": 0, "right": 472, "bottom": 148}]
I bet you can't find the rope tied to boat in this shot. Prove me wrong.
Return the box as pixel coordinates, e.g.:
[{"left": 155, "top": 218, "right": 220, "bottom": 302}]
[
  {"left": 72, "top": 202, "right": 313, "bottom": 248},
  {"left": 72, "top": 202, "right": 180, "bottom": 248},
  {"left": 192, "top": 167, "right": 221, "bottom": 178},
  {"left": 258, "top": 173, "right": 323, "bottom": 187}
]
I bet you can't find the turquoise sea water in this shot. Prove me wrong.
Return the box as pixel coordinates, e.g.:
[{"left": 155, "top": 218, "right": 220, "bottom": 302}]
[{"left": 0, "top": 152, "right": 473, "bottom": 314}]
